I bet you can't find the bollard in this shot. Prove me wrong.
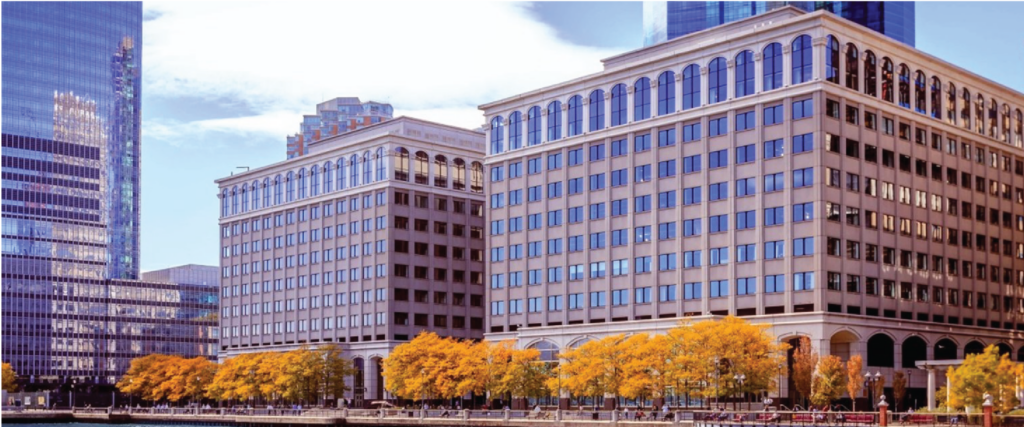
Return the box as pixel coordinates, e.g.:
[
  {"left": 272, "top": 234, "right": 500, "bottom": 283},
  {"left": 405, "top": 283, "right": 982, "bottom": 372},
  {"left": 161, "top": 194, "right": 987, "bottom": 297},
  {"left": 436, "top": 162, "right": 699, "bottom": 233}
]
[
  {"left": 879, "top": 401, "right": 889, "bottom": 427},
  {"left": 504, "top": 408, "right": 511, "bottom": 421},
  {"left": 420, "top": 409, "right": 426, "bottom": 420},
  {"left": 612, "top": 409, "right": 619, "bottom": 423},
  {"left": 342, "top": 408, "right": 349, "bottom": 418},
  {"left": 673, "top": 411, "right": 681, "bottom": 427},
  {"left": 463, "top": 409, "right": 469, "bottom": 420},
  {"left": 556, "top": 409, "right": 562, "bottom": 422},
  {"left": 983, "top": 403, "right": 994, "bottom": 427}
]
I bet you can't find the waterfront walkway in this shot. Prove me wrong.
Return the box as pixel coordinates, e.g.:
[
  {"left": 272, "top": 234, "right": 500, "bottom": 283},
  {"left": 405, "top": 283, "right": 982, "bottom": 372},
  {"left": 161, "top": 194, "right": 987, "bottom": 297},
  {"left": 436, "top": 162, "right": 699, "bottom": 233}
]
[{"left": 0, "top": 408, "right": 991, "bottom": 427}]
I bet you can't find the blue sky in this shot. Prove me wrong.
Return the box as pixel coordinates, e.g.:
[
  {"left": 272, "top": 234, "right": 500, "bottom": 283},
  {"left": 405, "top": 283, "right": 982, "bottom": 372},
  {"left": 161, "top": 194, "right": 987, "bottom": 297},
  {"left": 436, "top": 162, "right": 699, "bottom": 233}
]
[{"left": 139, "top": 1, "right": 1024, "bottom": 272}]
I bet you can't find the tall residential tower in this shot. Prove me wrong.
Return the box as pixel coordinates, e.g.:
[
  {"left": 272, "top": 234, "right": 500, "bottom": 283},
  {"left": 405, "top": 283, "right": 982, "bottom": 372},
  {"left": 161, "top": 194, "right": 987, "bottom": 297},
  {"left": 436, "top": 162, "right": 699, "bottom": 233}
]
[{"left": 286, "top": 97, "right": 394, "bottom": 158}]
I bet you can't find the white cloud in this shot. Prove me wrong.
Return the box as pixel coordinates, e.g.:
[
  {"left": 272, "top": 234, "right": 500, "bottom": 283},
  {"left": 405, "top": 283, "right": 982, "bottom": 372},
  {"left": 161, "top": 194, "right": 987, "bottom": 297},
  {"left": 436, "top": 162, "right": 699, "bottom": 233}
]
[{"left": 142, "top": 1, "right": 621, "bottom": 143}]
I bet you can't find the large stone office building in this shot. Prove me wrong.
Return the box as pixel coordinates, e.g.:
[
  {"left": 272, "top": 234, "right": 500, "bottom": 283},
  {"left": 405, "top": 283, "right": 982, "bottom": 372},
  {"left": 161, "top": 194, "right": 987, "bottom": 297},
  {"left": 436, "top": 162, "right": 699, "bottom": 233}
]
[
  {"left": 480, "top": 7, "right": 1024, "bottom": 407},
  {"left": 217, "top": 117, "right": 487, "bottom": 406}
]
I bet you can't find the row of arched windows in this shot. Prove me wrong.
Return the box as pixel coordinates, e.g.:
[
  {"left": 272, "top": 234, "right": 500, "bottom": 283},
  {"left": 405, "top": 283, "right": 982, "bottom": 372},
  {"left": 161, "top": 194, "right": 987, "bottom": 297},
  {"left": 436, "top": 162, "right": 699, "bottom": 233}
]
[
  {"left": 392, "top": 148, "right": 484, "bottom": 193},
  {"left": 221, "top": 147, "right": 484, "bottom": 217},
  {"left": 489, "top": 33, "right": 1024, "bottom": 155},
  {"left": 824, "top": 35, "right": 1024, "bottom": 147},
  {"left": 488, "top": 34, "right": 817, "bottom": 155}
]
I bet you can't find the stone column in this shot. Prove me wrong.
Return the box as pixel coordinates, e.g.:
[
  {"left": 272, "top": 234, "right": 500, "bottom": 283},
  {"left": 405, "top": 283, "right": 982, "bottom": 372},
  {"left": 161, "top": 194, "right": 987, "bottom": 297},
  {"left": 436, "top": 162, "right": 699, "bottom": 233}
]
[
  {"left": 627, "top": 84, "right": 636, "bottom": 124},
  {"left": 812, "top": 37, "right": 827, "bottom": 82},
  {"left": 926, "top": 368, "right": 936, "bottom": 411},
  {"left": 674, "top": 71, "right": 684, "bottom": 111},
  {"left": 782, "top": 44, "right": 792, "bottom": 87},
  {"left": 753, "top": 51, "right": 764, "bottom": 94},
  {"left": 582, "top": 94, "right": 590, "bottom": 133},
  {"left": 726, "top": 59, "right": 736, "bottom": 100},
  {"left": 541, "top": 105, "right": 549, "bottom": 143}
]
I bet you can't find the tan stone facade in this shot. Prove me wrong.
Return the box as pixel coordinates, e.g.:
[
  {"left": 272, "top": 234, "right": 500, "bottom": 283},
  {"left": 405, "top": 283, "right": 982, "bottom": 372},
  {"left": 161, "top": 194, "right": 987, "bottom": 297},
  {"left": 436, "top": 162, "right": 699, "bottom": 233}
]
[
  {"left": 479, "top": 7, "right": 1024, "bottom": 405},
  {"left": 217, "top": 117, "right": 486, "bottom": 404}
]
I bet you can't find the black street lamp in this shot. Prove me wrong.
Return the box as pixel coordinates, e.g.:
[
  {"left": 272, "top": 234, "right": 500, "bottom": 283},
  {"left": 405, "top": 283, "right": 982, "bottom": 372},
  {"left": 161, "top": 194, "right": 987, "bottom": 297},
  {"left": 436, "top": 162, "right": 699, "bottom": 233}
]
[
  {"left": 865, "top": 371, "right": 881, "bottom": 411},
  {"left": 734, "top": 374, "right": 746, "bottom": 411}
]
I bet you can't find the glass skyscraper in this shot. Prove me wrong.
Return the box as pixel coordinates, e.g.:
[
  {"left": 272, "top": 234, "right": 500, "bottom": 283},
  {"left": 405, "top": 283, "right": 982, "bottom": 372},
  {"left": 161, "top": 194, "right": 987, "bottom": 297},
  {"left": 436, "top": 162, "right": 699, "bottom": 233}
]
[
  {"left": 644, "top": 2, "right": 915, "bottom": 47},
  {"left": 2, "top": 2, "right": 217, "bottom": 391}
]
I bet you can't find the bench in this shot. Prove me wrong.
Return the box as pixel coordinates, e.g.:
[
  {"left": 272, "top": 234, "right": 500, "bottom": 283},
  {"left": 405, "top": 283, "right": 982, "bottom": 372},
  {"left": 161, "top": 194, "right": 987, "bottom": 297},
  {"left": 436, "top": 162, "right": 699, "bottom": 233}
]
[
  {"left": 757, "top": 413, "right": 783, "bottom": 423},
  {"left": 902, "top": 414, "right": 935, "bottom": 424},
  {"left": 793, "top": 414, "right": 815, "bottom": 423},
  {"left": 843, "top": 414, "right": 875, "bottom": 424}
]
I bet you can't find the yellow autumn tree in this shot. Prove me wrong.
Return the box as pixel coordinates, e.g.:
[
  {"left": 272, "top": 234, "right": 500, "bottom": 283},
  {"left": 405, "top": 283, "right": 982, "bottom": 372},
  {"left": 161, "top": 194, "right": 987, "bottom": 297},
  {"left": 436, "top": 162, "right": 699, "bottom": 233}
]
[
  {"left": 472, "top": 340, "right": 515, "bottom": 400},
  {"left": 559, "top": 335, "right": 630, "bottom": 402},
  {"left": 384, "top": 331, "right": 467, "bottom": 400},
  {"left": 208, "top": 352, "right": 271, "bottom": 401},
  {"left": 503, "top": 347, "right": 551, "bottom": 400},
  {"left": 117, "top": 354, "right": 177, "bottom": 402},
  {"left": 946, "top": 345, "right": 1022, "bottom": 413},
  {"left": 846, "top": 355, "right": 864, "bottom": 411},
  {"left": 157, "top": 356, "right": 217, "bottom": 403},
  {"left": 670, "top": 317, "right": 789, "bottom": 402},
  {"left": 791, "top": 336, "right": 818, "bottom": 407},
  {"left": 2, "top": 362, "right": 18, "bottom": 392},
  {"left": 620, "top": 334, "right": 677, "bottom": 401},
  {"left": 810, "top": 355, "right": 846, "bottom": 407}
]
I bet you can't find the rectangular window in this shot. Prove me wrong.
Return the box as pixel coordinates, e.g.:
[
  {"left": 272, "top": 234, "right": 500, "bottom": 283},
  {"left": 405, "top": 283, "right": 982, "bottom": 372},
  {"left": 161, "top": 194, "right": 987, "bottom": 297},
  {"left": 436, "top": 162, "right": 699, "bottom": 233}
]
[
  {"left": 658, "top": 128, "right": 676, "bottom": 147},
  {"left": 611, "top": 139, "right": 628, "bottom": 157},
  {"left": 764, "top": 104, "right": 784, "bottom": 125},
  {"left": 735, "top": 110, "right": 756, "bottom": 131},
  {"left": 793, "top": 98, "right": 814, "bottom": 120},
  {"left": 764, "top": 139, "right": 784, "bottom": 159},
  {"left": 683, "top": 154, "right": 702, "bottom": 173},
  {"left": 634, "top": 134, "right": 651, "bottom": 152},
  {"left": 793, "top": 133, "right": 814, "bottom": 154},
  {"left": 736, "top": 144, "right": 755, "bottom": 164},
  {"left": 683, "top": 122, "right": 702, "bottom": 142},
  {"left": 709, "top": 116, "right": 728, "bottom": 137}
]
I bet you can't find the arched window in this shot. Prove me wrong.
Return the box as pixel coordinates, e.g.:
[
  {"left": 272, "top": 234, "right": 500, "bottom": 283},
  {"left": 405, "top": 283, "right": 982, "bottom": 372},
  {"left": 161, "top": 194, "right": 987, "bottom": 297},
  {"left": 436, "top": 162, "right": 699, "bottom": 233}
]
[
  {"left": 323, "top": 163, "right": 332, "bottom": 193},
  {"left": 241, "top": 185, "right": 248, "bottom": 212},
  {"left": 914, "top": 71, "right": 926, "bottom": 114},
  {"left": 273, "top": 175, "right": 282, "bottom": 205},
  {"left": 470, "top": 161, "right": 484, "bottom": 193},
  {"left": 350, "top": 154, "right": 359, "bottom": 186},
  {"left": 230, "top": 187, "right": 238, "bottom": 215},
  {"left": 286, "top": 172, "right": 295, "bottom": 202},
  {"left": 1015, "top": 109, "right": 1023, "bottom": 147},
  {"left": 337, "top": 159, "right": 347, "bottom": 189},
  {"left": 251, "top": 181, "right": 260, "bottom": 210},
  {"left": 791, "top": 35, "right": 812, "bottom": 85},
  {"left": 527, "top": 106, "right": 542, "bottom": 146},
  {"left": 961, "top": 88, "right": 971, "bottom": 129},
  {"left": 864, "top": 50, "right": 877, "bottom": 97},
  {"left": 221, "top": 189, "right": 229, "bottom": 217},
  {"left": 363, "top": 151, "right": 371, "bottom": 184},
  {"left": 394, "top": 148, "right": 409, "bottom": 181},
  {"left": 976, "top": 94, "right": 985, "bottom": 134},
  {"left": 547, "top": 101, "right": 562, "bottom": 140},
  {"left": 947, "top": 83, "right": 957, "bottom": 125},
  {"left": 589, "top": 90, "right": 605, "bottom": 131},
  {"left": 683, "top": 64, "right": 701, "bottom": 110},
  {"left": 262, "top": 178, "right": 270, "bottom": 207},
  {"left": 708, "top": 57, "right": 727, "bottom": 104},
  {"left": 825, "top": 35, "right": 840, "bottom": 84},
  {"left": 296, "top": 167, "right": 307, "bottom": 197},
  {"left": 567, "top": 95, "right": 583, "bottom": 137},
  {"left": 453, "top": 158, "right": 466, "bottom": 191},
  {"left": 1002, "top": 104, "right": 1011, "bottom": 143},
  {"left": 845, "top": 43, "right": 859, "bottom": 90},
  {"left": 310, "top": 166, "right": 319, "bottom": 196},
  {"left": 735, "top": 51, "right": 753, "bottom": 98},
  {"left": 658, "top": 70, "right": 676, "bottom": 113},
  {"left": 434, "top": 155, "right": 448, "bottom": 188},
  {"left": 763, "top": 43, "right": 783, "bottom": 91},
  {"left": 930, "top": 77, "right": 942, "bottom": 120},
  {"left": 897, "top": 64, "right": 910, "bottom": 108},
  {"left": 297, "top": 169, "right": 306, "bottom": 199},
  {"left": 881, "top": 58, "right": 894, "bottom": 102},
  {"left": 508, "top": 111, "right": 522, "bottom": 150},
  {"left": 414, "top": 151, "right": 428, "bottom": 185},
  {"left": 490, "top": 116, "right": 504, "bottom": 154},
  {"left": 634, "top": 77, "right": 651, "bottom": 120},
  {"left": 610, "top": 84, "right": 628, "bottom": 126},
  {"left": 964, "top": 341, "right": 985, "bottom": 356},
  {"left": 376, "top": 148, "right": 385, "bottom": 181},
  {"left": 989, "top": 99, "right": 998, "bottom": 138}
]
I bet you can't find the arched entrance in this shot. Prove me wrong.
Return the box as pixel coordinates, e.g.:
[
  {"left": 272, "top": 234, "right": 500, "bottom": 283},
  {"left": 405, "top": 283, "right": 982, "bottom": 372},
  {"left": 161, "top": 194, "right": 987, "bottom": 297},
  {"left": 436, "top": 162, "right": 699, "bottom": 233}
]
[
  {"left": 867, "top": 334, "right": 895, "bottom": 367},
  {"left": 934, "top": 339, "right": 958, "bottom": 360}
]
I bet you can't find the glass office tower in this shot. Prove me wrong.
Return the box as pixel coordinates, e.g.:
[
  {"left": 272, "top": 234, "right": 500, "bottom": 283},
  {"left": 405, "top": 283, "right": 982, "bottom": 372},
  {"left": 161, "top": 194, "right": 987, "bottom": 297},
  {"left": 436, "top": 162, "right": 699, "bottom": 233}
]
[
  {"left": 644, "top": 2, "right": 915, "bottom": 47},
  {"left": 2, "top": 2, "right": 217, "bottom": 391}
]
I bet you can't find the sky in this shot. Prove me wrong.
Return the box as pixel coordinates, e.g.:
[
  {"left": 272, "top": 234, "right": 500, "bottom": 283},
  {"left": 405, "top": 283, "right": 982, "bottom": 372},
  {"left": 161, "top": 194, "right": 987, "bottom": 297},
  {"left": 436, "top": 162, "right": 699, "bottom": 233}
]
[{"left": 139, "top": 1, "right": 1024, "bottom": 272}]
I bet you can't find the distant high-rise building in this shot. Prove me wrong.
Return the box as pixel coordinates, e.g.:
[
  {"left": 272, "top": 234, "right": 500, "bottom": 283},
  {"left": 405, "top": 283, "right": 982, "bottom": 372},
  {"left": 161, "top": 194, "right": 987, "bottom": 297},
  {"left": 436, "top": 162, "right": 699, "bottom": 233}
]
[
  {"left": 2, "top": 2, "right": 217, "bottom": 389},
  {"left": 286, "top": 97, "right": 394, "bottom": 158},
  {"left": 644, "top": 1, "right": 915, "bottom": 47}
]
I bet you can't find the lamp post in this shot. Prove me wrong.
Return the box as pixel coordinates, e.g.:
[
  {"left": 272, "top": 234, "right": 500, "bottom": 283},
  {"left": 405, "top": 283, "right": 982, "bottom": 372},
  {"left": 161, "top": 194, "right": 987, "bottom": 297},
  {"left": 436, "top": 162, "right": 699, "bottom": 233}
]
[
  {"left": 865, "top": 372, "right": 882, "bottom": 410},
  {"left": 714, "top": 357, "right": 721, "bottom": 409},
  {"left": 129, "top": 379, "right": 133, "bottom": 408},
  {"left": 734, "top": 374, "right": 746, "bottom": 411}
]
